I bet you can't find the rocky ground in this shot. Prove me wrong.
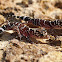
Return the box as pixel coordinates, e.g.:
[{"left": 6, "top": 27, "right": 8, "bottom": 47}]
[{"left": 0, "top": 0, "right": 62, "bottom": 62}]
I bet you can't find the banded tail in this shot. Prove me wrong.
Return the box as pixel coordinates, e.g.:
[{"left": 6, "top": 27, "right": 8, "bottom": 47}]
[{"left": 8, "top": 14, "right": 62, "bottom": 29}]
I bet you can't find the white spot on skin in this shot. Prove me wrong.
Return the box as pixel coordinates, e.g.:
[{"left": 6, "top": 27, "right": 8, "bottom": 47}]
[
  {"left": 12, "top": 15, "right": 15, "bottom": 17},
  {"left": 21, "top": 25, "right": 26, "bottom": 30},
  {"left": 57, "top": 20, "right": 61, "bottom": 26},
  {"left": 3, "top": 25, "right": 6, "bottom": 28},
  {"left": 23, "top": 16, "right": 27, "bottom": 20},
  {"left": 56, "top": 19, "right": 58, "bottom": 24},
  {"left": 29, "top": 28, "right": 31, "bottom": 31},
  {"left": 8, "top": 22, "right": 10, "bottom": 26},
  {"left": 5, "top": 30, "right": 14, "bottom": 33},
  {"left": 49, "top": 21, "right": 52, "bottom": 26},
  {"left": 18, "top": 23, "right": 21, "bottom": 27},
  {"left": 15, "top": 22, "right": 19, "bottom": 26},
  {"left": 29, "top": 28, "right": 39, "bottom": 33},
  {"left": 15, "top": 22, "right": 18, "bottom": 25},
  {"left": 44, "top": 20, "right": 46, "bottom": 25},
  {"left": 17, "top": 26, "right": 22, "bottom": 40},
  {"left": 0, "top": 28, "right": 5, "bottom": 32}
]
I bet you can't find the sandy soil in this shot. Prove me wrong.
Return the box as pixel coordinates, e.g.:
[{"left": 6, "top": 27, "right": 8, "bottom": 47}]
[{"left": 0, "top": 0, "right": 62, "bottom": 62}]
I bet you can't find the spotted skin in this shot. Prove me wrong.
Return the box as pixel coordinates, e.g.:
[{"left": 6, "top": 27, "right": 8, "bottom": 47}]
[{"left": 0, "top": 21, "right": 46, "bottom": 41}]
